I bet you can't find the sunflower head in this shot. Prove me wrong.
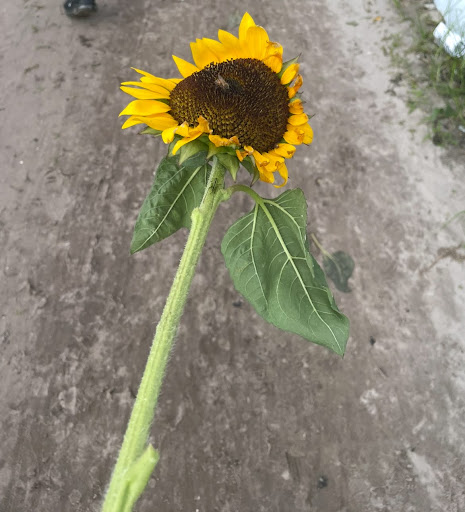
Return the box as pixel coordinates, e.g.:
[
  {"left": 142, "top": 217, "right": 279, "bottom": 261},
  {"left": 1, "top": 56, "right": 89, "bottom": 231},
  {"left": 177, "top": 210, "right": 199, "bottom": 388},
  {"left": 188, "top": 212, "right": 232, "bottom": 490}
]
[{"left": 119, "top": 12, "right": 313, "bottom": 187}]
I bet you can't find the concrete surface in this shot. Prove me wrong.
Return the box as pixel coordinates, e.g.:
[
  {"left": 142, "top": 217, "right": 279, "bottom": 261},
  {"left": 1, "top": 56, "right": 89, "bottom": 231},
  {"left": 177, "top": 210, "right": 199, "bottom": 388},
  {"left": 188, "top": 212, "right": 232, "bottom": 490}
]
[{"left": 1, "top": 0, "right": 464, "bottom": 511}]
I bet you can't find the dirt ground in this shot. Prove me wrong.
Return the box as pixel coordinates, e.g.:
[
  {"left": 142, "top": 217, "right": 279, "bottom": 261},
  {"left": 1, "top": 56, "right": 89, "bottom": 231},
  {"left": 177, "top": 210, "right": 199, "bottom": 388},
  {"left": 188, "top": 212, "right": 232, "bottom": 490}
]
[{"left": 1, "top": 0, "right": 464, "bottom": 511}]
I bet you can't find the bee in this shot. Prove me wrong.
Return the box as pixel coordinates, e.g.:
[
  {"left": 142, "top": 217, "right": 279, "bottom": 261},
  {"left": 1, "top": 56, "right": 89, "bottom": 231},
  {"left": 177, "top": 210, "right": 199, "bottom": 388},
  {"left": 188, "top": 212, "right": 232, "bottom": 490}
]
[{"left": 214, "top": 74, "right": 230, "bottom": 91}]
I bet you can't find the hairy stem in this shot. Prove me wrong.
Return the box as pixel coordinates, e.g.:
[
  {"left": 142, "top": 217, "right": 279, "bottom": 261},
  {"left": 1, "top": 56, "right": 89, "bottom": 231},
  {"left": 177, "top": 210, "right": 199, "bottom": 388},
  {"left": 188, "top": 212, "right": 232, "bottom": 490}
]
[{"left": 102, "top": 157, "right": 227, "bottom": 512}]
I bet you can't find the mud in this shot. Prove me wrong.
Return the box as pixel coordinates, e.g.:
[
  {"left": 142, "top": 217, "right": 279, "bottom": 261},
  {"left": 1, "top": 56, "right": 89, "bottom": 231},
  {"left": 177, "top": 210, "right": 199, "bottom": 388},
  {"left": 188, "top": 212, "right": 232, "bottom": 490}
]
[{"left": 1, "top": 1, "right": 464, "bottom": 511}]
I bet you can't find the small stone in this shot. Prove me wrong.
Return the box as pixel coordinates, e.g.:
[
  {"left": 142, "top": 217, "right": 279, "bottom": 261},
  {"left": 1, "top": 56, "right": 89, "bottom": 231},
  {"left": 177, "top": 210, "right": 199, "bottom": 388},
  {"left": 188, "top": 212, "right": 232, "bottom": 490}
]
[{"left": 317, "top": 475, "right": 328, "bottom": 489}]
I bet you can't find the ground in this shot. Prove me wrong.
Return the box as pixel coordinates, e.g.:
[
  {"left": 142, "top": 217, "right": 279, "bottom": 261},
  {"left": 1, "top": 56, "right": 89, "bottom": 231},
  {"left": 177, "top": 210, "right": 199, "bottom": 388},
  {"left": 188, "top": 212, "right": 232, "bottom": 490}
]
[{"left": 1, "top": 1, "right": 464, "bottom": 511}]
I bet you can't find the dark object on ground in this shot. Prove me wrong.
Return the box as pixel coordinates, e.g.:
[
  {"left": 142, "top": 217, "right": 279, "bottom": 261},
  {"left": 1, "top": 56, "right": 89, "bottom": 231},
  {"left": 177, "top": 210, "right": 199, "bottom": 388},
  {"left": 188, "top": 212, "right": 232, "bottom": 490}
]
[
  {"left": 317, "top": 475, "right": 328, "bottom": 489},
  {"left": 64, "top": 0, "right": 97, "bottom": 17}
]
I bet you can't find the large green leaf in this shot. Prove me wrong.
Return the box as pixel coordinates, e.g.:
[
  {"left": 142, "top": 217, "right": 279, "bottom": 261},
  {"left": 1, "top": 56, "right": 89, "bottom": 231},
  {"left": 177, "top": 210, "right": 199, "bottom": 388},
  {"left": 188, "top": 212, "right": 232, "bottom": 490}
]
[
  {"left": 130, "top": 153, "right": 209, "bottom": 254},
  {"left": 221, "top": 189, "right": 349, "bottom": 355}
]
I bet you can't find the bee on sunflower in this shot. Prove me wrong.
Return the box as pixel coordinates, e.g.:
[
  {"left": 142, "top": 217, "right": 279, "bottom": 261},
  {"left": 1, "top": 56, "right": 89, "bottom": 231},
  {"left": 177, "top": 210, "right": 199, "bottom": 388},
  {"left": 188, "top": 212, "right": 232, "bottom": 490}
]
[{"left": 119, "top": 12, "right": 313, "bottom": 187}]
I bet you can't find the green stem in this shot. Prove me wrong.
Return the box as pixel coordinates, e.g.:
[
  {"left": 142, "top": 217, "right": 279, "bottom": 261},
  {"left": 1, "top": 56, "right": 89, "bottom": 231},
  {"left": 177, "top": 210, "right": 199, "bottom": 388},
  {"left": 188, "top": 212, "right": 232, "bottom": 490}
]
[
  {"left": 226, "top": 183, "right": 263, "bottom": 203},
  {"left": 310, "top": 233, "right": 331, "bottom": 259},
  {"left": 102, "top": 158, "right": 227, "bottom": 512}
]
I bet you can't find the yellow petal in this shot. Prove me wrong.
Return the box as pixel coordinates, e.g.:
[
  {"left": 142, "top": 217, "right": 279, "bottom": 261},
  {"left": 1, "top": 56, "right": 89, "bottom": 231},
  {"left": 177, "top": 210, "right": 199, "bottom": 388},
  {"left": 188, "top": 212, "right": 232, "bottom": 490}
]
[
  {"left": 121, "top": 116, "right": 144, "bottom": 129},
  {"left": 172, "top": 55, "right": 199, "bottom": 78},
  {"left": 283, "top": 123, "right": 313, "bottom": 145},
  {"left": 209, "top": 134, "right": 240, "bottom": 147},
  {"left": 252, "top": 150, "right": 270, "bottom": 168},
  {"left": 288, "top": 99, "right": 304, "bottom": 114},
  {"left": 288, "top": 74, "right": 303, "bottom": 99},
  {"left": 131, "top": 68, "right": 178, "bottom": 91},
  {"left": 264, "top": 41, "right": 283, "bottom": 59},
  {"left": 130, "top": 67, "right": 158, "bottom": 80},
  {"left": 283, "top": 128, "right": 304, "bottom": 145},
  {"left": 236, "top": 149, "right": 246, "bottom": 161},
  {"left": 176, "top": 116, "right": 210, "bottom": 138},
  {"left": 301, "top": 123, "right": 313, "bottom": 144},
  {"left": 121, "top": 81, "right": 172, "bottom": 94},
  {"left": 288, "top": 113, "right": 309, "bottom": 126},
  {"left": 162, "top": 124, "right": 179, "bottom": 143},
  {"left": 119, "top": 100, "right": 171, "bottom": 117},
  {"left": 139, "top": 77, "right": 178, "bottom": 91},
  {"left": 172, "top": 131, "right": 204, "bottom": 155},
  {"left": 239, "top": 12, "right": 256, "bottom": 41},
  {"left": 263, "top": 54, "right": 282, "bottom": 73},
  {"left": 274, "top": 162, "right": 288, "bottom": 188},
  {"left": 218, "top": 29, "right": 249, "bottom": 58},
  {"left": 175, "top": 124, "right": 190, "bottom": 137},
  {"left": 272, "top": 143, "right": 296, "bottom": 158},
  {"left": 202, "top": 38, "right": 232, "bottom": 62},
  {"left": 143, "top": 114, "right": 178, "bottom": 131},
  {"left": 263, "top": 152, "right": 284, "bottom": 173},
  {"left": 218, "top": 29, "right": 240, "bottom": 52},
  {"left": 122, "top": 114, "right": 178, "bottom": 131},
  {"left": 281, "top": 63, "right": 300, "bottom": 85},
  {"left": 120, "top": 86, "right": 170, "bottom": 100},
  {"left": 244, "top": 25, "right": 269, "bottom": 60},
  {"left": 258, "top": 169, "right": 275, "bottom": 184},
  {"left": 263, "top": 41, "right": 283, "bottom": 72},
  {"left": 190, "top": 39, "right": 218, "bottom": 68},
  {"left": 196, "top": 115, "right": 211, "bottom": 133}
]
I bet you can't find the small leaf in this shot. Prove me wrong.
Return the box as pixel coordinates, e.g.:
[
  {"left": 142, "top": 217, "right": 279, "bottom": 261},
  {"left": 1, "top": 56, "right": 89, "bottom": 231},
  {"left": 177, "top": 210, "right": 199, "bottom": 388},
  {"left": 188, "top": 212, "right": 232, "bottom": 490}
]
[
  {"left": 178, "top": 139, "right": 208, "bottom": 165},
  {"left": 116, "top": 445, "right": 159, "bottom": 512},
  {"left": 130, "top": 153, "right": 210, "bottom": 254},
  {"left": 216, "top": 152, "right": 240, "bottom": 180},
  {"left": 221, "top": 189, "right": 349, "bottom": 355},
  {"left": 206, "top": 143, "right": 237, "bottom": 160},
  {"left": 241, "top": 156, "right": 260, "bottom": 184},
  {"left": 322, "top": 251, "right": 354, "bottom": 293},
  {"left": 139, "top": 127, "right": 162, "bottom": 136}
]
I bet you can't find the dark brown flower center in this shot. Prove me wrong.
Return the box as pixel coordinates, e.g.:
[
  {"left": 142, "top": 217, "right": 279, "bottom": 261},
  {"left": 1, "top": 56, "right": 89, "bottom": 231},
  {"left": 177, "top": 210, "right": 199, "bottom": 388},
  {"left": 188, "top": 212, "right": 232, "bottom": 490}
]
[{"left": 170, "top": 58, "right": 290, "bottom": 153}]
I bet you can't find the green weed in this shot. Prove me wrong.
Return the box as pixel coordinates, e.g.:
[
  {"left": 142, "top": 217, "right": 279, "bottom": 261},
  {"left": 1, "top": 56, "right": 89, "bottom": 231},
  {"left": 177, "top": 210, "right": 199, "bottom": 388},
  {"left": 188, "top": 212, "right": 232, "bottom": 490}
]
[{"left": 390, "top": 1, "right": 465, "bottom": 146}]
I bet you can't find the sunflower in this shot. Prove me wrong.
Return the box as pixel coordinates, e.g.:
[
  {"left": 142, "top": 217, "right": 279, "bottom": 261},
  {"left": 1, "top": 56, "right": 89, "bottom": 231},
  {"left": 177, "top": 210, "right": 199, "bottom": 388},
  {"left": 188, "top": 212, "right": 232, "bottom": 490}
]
[{"left": 119, "top": 12, "right": 313, "bottom": 187}]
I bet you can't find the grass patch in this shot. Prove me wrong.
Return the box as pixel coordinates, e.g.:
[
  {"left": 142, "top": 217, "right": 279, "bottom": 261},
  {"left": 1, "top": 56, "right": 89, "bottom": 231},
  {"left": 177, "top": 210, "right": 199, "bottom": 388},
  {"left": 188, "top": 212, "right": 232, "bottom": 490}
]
[{"left": 389, "top": 1, "right": 465, "bottom": 146}]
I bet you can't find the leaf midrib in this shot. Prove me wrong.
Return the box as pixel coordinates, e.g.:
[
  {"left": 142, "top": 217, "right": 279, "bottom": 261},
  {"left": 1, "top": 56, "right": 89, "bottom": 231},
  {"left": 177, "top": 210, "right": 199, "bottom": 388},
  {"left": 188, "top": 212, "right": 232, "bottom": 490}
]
[
  {"left": 135, "top": 165, "right": 203, "bottom": 252},
  {"left": 258, "top": 199, "right": 342, "bottom": 353}
]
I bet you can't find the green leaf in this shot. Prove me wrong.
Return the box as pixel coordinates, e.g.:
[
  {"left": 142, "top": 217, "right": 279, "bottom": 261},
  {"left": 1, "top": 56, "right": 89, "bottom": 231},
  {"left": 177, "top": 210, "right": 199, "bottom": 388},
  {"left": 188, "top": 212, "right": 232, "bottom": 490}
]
[
  {"left": 240, "top": 156, "right": 260, "bottom": 185},
  {"left": 322, "top": 251, "right": 354, "bottom": 293},
  {"left": 118, "top": 445, "right": 159, "bottom": 512},
  {"left": 221, "top": 189, "right": 349, "bottom": 355},
  {"left": 178, "top": 139, "right": 208, "bottom": 165},
  {"left": 130, "top": 153, "right": 210, "bottom": 254},
  {"left": 119, "top": 445, "right": 160, "bottom": 512},
  {"left": 139, "top": 127, "right": 162, "bottom": 136},
  {"left": 216, "top": 152, "right": 240, "bottom": 180}
]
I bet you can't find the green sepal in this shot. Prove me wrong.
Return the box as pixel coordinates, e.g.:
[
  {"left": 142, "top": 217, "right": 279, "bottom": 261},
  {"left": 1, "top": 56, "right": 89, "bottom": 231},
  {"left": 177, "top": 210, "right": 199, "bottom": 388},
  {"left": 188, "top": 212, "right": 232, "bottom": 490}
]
[
  {"left": 206, "top": 143, "right": 237, "bottom": 160},
  {"left": 288, "top": 94, "right": 302, "bottom": 104},
  {"left": 221, "top": 188, "right": 350, "bottom": 356},
  {"left": 139, "top": 127, "right": 162, "bottom": 136},
  {"left": 167, "top": 136, "right": 180, "bottom": 156},
  {"left": 278, "top": 56, "right": 299, "bottom": 79},
  {"left": 178, "top": 139, "right": 208, "bottom": 165},
  {"left": 241, "top": 156, "right": 260, "bottom": 185},
  {"left": 216, "top": 152, "right": 240, "bottom": 181}
]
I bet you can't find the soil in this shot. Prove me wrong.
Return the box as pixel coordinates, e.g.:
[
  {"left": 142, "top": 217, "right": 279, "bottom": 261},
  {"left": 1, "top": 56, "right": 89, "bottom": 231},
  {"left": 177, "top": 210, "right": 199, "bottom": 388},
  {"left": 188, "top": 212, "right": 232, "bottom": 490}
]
[{"left": 1, "top": 1, "right": 464, "bottom": 511}]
